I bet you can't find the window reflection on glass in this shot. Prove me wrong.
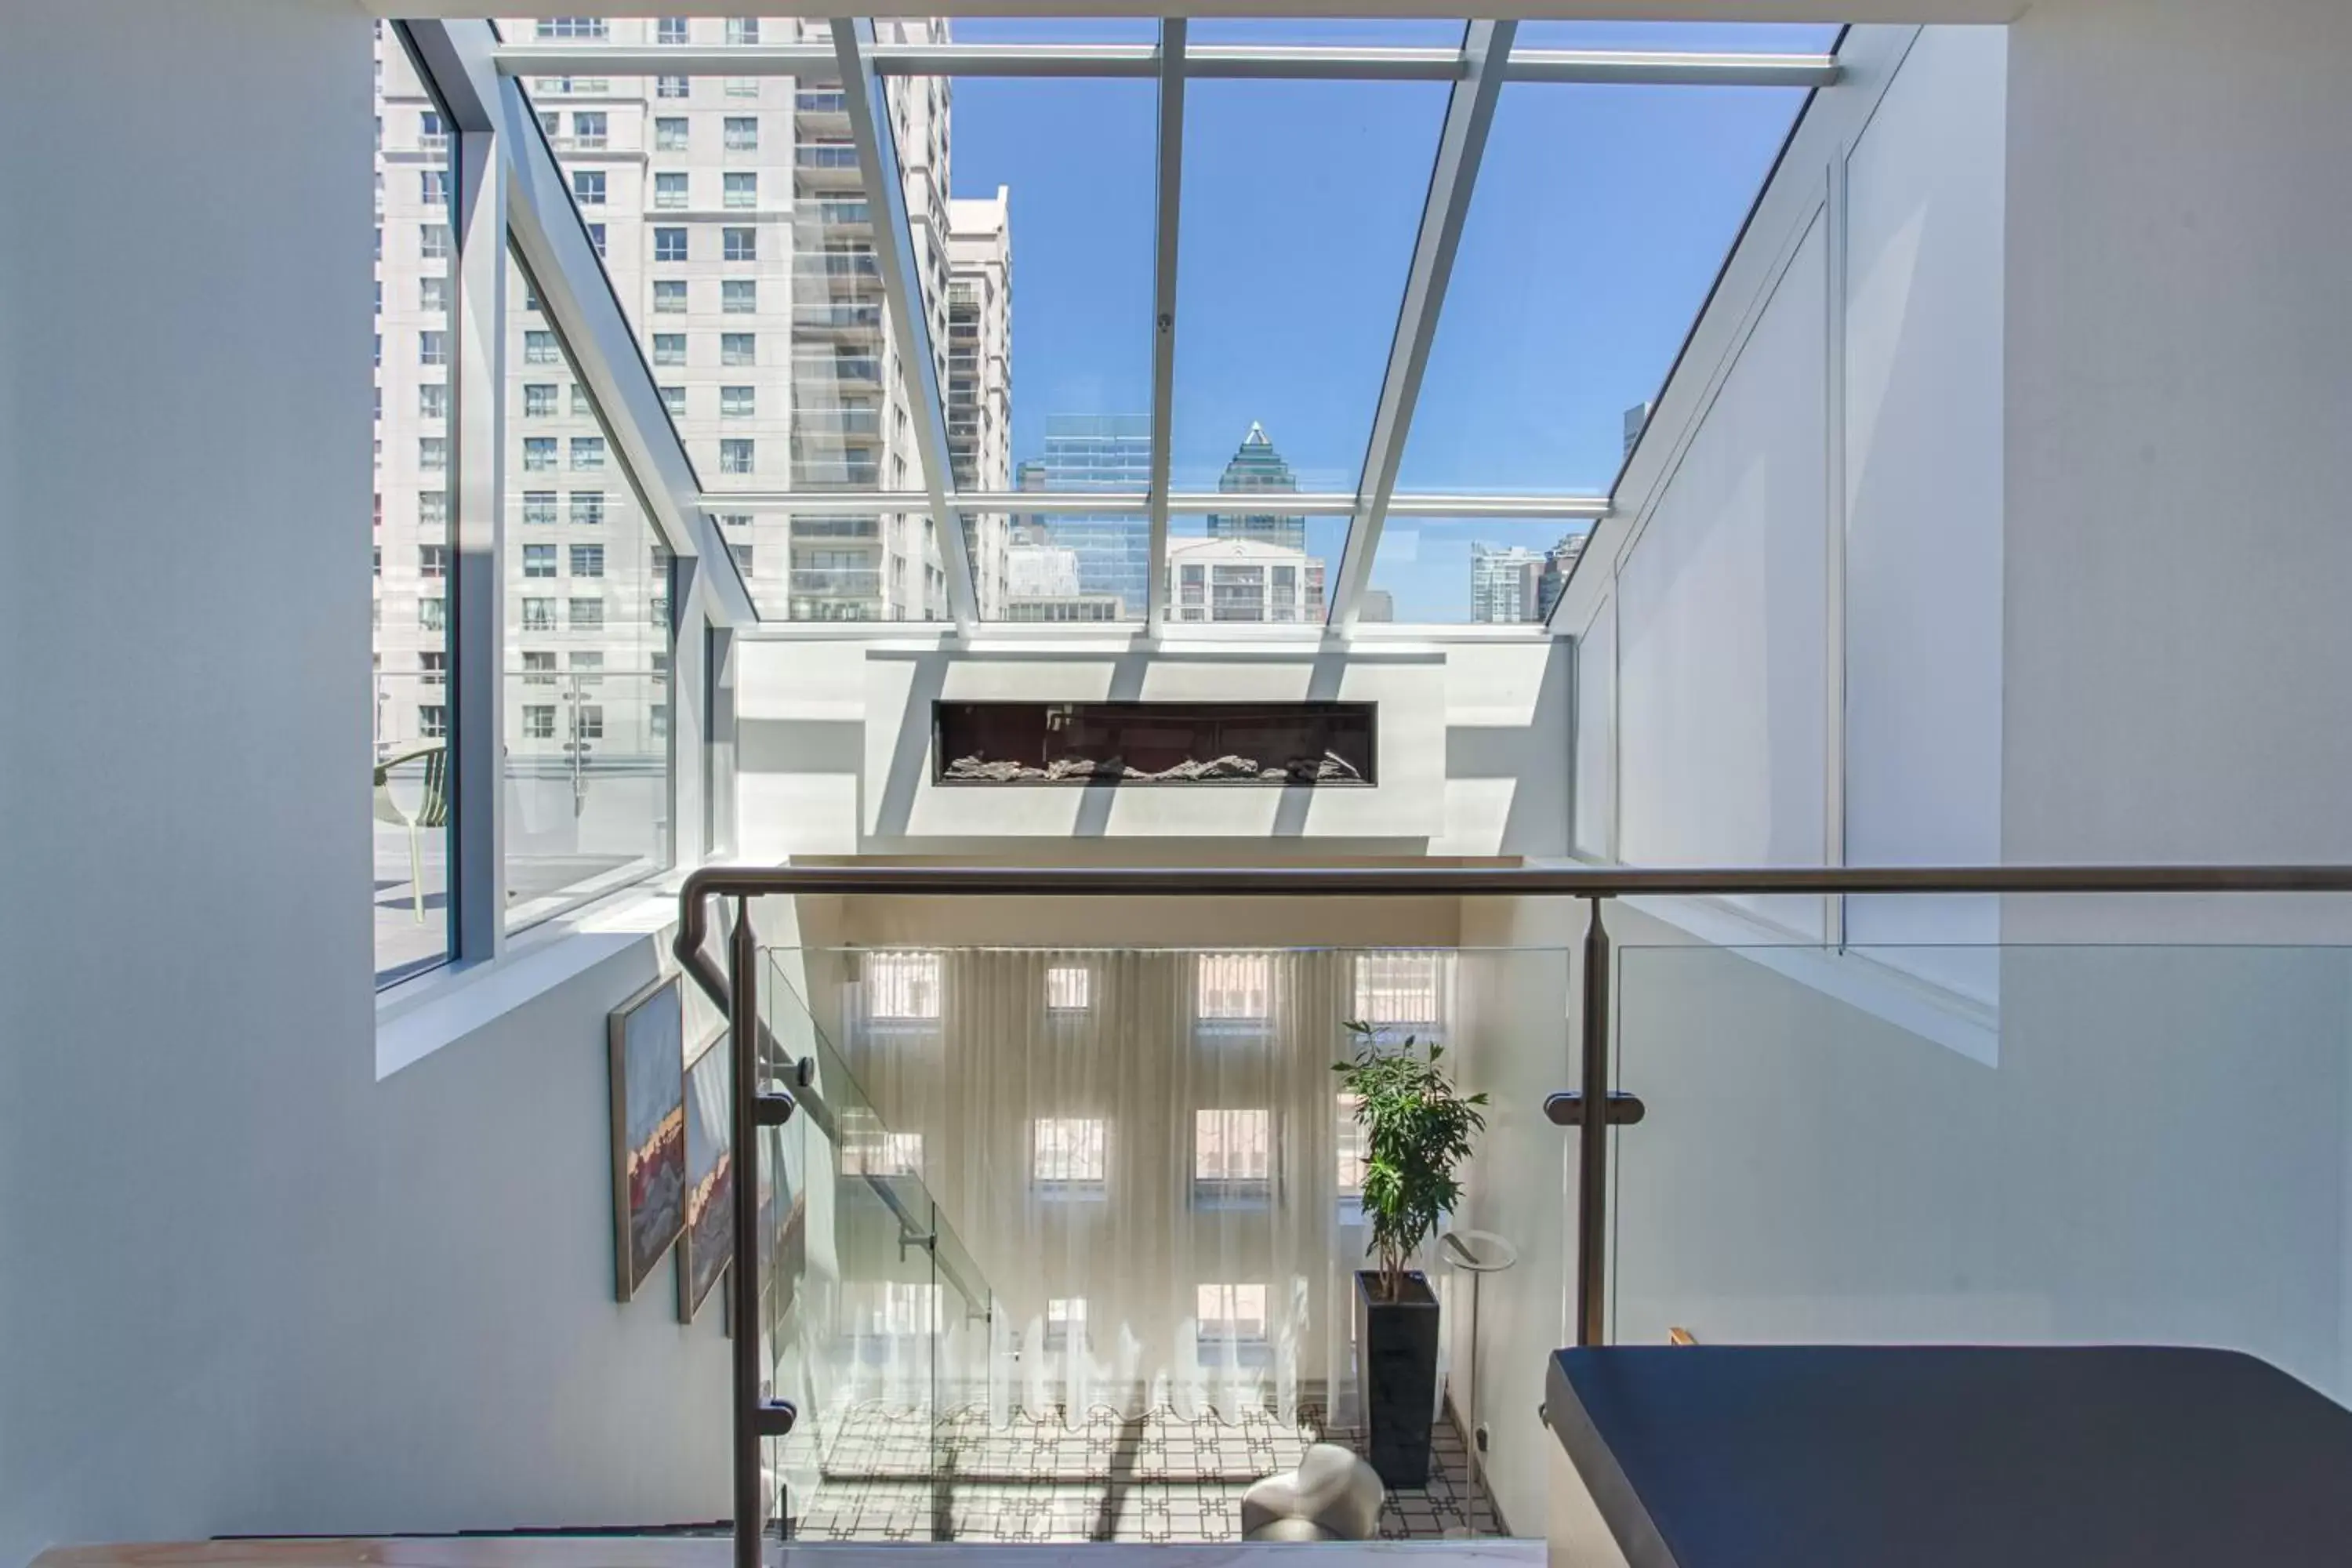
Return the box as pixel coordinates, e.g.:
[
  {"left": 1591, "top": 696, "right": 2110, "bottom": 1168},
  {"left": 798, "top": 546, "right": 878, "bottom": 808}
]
[
  {"left": 373, "top": 27, "right": 456, "bottom": 988},
  {"left": 501, "top": 245, "right": 674, "bottom": 934}
]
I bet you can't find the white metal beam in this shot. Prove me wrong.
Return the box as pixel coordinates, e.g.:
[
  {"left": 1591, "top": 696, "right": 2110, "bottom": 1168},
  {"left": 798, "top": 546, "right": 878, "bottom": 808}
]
[
  {"left": 693, "top": 488, "right": 1613, "bottom": 517},
  {"left": 1145, "top": 18, "right": 1187, "bottom": 637},
  {"left": 1328, "top": 18, "right": 1515, "bottom": 630},
  {"left": 833, "top": 18, "right": 978, "bottom": 631},
  {"left": 449, "top": 118, "right": 508, "bottom": 961},
  {"left": 492, "top": 41, "right": 1838, "bottom": 88}
]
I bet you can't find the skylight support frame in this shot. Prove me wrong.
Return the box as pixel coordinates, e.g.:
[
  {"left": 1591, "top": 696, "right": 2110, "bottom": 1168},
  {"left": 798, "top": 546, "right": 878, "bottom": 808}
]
[
  {"left": 694, "top": 490, "right": 1611, "bottom": 517},
  {"left": 1145, "top": 19, "right": 1188, "bottom": 637},
  {"left": 832, "top": 17, "right": 979, "bottom": 632},
  {"left": 1328, "top": 18, "right": 1515, "bottom": 630},
  {"left": 491, "top": 42, "right": 1837, "bottom": 89}
]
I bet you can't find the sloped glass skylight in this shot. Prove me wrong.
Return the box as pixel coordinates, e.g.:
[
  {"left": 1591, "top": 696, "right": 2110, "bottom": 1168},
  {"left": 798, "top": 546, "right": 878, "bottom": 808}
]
[{"left": 490, "top": 14, "right": 1842, "bottom": 628}]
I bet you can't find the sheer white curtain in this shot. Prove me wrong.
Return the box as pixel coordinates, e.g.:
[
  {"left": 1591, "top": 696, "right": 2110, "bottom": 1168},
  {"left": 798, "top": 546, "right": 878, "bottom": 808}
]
[{"left": 826, "top": 946, "right": 1457, "bottom": 1429}]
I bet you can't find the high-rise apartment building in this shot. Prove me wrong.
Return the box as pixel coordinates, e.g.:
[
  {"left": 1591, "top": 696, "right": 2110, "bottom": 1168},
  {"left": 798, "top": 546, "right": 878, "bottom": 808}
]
[
  {"left": 1534, "top": 531, "right": 1588, "bottom": 622},
  {"left": 1623, "top": 400, "right": 1652, "bottom": 459},
  {"left": 948, "top": 190, "right": 1013, "bottom": 616},
  {"left": 376, "top": 16, "right": 1008, "bottom": 692},
  {"left": 1167, "top": 536, "right": 1314, "bottom": 624},
  {"left": 1021, "top": 413, "right": 1152, "bottom": 615},
  {"left": 1468, "top": 541, "right": 1546, "bottom": 623}
]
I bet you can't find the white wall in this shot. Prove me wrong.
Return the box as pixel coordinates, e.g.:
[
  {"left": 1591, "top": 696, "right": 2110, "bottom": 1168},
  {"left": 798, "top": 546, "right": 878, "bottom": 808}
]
[
  {"left": 1570, "top": 25, "right": 2008, "bottom": 967},
  {"left": 2002, "top": 0, "right": 2352, "bottom": 945},
  {"left": 1839, "top": 26, "right": 2005, "bottom": 985},
  {"left": 0, "top": 5, "right": 381, "bottom": 1558},
  {"left": 737, "top": 635, "right": 1570, "bottom": 863},
  {"left": 0, "top": 9, "right": 729, "bottom": 1561},
  {"left": 1616, "top": 212, "right": 1831, "bottom": 937}
]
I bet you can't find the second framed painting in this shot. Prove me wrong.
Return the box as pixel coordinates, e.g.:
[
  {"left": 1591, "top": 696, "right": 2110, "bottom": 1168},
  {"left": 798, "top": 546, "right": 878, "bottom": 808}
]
[{"left": 679, "top": 1030, "right": 734, "bottom": 1323}]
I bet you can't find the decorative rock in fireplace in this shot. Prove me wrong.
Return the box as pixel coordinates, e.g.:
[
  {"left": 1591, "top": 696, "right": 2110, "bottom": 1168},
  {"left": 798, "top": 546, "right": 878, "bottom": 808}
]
[{"left": 934, "top": 700, "right": 1376, "bottom": 787}]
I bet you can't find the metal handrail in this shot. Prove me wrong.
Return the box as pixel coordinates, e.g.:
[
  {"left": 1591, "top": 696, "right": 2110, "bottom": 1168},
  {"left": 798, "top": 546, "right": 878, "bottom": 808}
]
[{"left": 675, "top": 860, "right": 2352, "bottom": 1566}]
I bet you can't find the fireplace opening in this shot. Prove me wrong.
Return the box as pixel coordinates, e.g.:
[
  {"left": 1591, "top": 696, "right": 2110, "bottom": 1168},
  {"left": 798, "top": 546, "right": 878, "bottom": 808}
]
[{"left": 935, "top": 700, "right": 1376, "bottom": 786}]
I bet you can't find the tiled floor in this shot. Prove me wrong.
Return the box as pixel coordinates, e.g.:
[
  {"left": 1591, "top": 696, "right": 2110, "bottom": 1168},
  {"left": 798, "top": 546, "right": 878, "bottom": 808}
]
[{"left": 792, "top": 1404, "right": 1502, "bottom": 1543}]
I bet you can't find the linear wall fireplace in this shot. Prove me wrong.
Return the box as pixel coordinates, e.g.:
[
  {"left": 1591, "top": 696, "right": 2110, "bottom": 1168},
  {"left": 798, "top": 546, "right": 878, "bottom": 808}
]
[{"left": 935, "top": 700, "right": 1376, "bottom": 786}]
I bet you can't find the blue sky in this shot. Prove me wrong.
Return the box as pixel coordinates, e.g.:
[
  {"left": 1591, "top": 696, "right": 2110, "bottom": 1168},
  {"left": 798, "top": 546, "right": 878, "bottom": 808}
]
[{"left": 935, "top": 19, "right": 1837, "bottom": 617}]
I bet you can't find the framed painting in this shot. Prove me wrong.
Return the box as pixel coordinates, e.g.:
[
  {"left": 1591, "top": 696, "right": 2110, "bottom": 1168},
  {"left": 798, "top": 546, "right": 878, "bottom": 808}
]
[
  {"left": 609, "top": 975, "right": 687, "bottom": 1302},
  {"left": 680, "top": 1029, "right": 735, "bottom": 1323}
]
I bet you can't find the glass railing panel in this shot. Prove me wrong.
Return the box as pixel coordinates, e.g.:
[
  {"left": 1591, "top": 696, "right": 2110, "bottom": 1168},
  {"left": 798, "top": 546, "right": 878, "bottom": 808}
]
[
  {"left": 502, "top": 670, "right": 671, "bottom": 930},
  {"left": 760, "top": 942, "right": 1564, "bottom": 1541},
  {"left": 1611, "top": 942, "right": 2352, "bottom": 1406},
  {"left": 757, "top": 959, "right": 821, "bottom": 1541},
  {"left": 371, "top": 670, "right": 452, "bottom": 986}
]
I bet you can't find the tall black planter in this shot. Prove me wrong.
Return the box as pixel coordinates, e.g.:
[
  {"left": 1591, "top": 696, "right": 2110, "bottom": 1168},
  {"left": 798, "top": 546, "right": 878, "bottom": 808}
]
[{"left": 1355, "top": 1268, "right": 1440, "bottom": 1488}]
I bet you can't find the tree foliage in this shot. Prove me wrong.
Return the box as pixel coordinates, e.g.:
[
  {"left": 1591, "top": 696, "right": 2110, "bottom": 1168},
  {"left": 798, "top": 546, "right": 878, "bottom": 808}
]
[{"left": 1336, "top": 1020, "right": 1487, "bottom": 1301}]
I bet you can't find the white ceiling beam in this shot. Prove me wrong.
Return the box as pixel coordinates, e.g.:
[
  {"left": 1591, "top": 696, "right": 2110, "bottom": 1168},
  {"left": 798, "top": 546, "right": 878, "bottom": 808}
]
[
  {"left": 1328, "top": 18, "right": 1515, "bottom": 630},
  {"left": 492, "top": 41, "right": 1836, "bottom": 86},
  {"left": 694, "top": 488, "right": 1613, "bottom": 517},
  {"left": 1145, "top": 18, "right": 1187, "bottom": 638},
  {"left": 832, "top": 17, "right": 979, "bottom": 632},
  {"left": 400, "top": 2, "right": 2024, "bottom": 25}
]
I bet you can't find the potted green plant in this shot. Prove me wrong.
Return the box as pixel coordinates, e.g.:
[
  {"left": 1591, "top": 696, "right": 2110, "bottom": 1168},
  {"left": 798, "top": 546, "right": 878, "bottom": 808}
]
[{"left": 1337, "top": 1019, "right": 1486, "bottom": 1486}]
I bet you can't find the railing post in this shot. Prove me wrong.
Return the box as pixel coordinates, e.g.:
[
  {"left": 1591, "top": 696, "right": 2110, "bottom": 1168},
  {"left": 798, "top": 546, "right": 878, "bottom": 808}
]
[
  {"left": 728, "top": 896, "right": 763, "bottom": 1568},
  {"left": 1576, "top": 894, "right": 1612, "bottom": 1347}
]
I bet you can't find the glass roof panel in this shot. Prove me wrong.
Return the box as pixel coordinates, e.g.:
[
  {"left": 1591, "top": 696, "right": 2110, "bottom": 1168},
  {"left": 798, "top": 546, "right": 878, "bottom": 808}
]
[
  {"left": 1512, "top": 20, "right": 1843, "bottom": 52},
  {"left": 1365, "top": 518, "right": 1593, "bottom": 626},
  {"left": 1171, "top": 78, "right": 1449, "bottom": 495},
  {"left": 510, "top": 31, "right": 955, "bottom": 623},
  {"left": 1395, "top": 73, "right": 1814, "bottom": 495},
  {"left": 939, "top": 17, "right": 1160, "bottom": 44},
  {"left": 1188, "top": 18, "right": 1468, "bottom": 46},
  {"left": 969, "top": 509, "right": 1148, "bottom": 623},
  {"left": 1167, "top": 503, "right": 1348, "bottom": 629}
]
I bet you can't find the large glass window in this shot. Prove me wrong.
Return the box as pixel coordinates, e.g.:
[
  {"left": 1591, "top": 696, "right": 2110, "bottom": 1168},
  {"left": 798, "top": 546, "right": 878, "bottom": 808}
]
[
  {"left": 1399, "top": 31, "right": 1818, "bottom": 495},
  {"left": 1172, "top": 75, "right": 1450, "bottom": 497},
  {"left": 514, "top": 45, "right": 946, "bottom": 627},
  {"left": 373, "top": 26, "right": 456, "bottom": 987},
  {"left": 884, "top": 70, "right": 1156, "bottom": 623},
  {"left": 503, "top": 245, "right": 674, "bottom": 933}
]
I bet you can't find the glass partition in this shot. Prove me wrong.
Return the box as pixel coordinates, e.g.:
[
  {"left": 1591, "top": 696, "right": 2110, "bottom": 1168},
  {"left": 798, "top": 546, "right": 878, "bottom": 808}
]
[
  {"left": 1171, "top": 78, "right": 1449, "bottom": 496},
  {"left": 503, "top": 245, "right": 674, "bottom": 931},
  {"left": 511, "top": 29, "right": 949, "bottom": 623},
  {"left": 754, "top": 942, "right": 1553, "bottom": 1541},
  {"left": 373, "top": 26, "right": 456, "bottom": 985},
  {"left": 1399, "top": 69, "right": 1816, "bottom": 495},
  {"left": 1611, "top": 941, "right": 2352, "bottom": 1408}
]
